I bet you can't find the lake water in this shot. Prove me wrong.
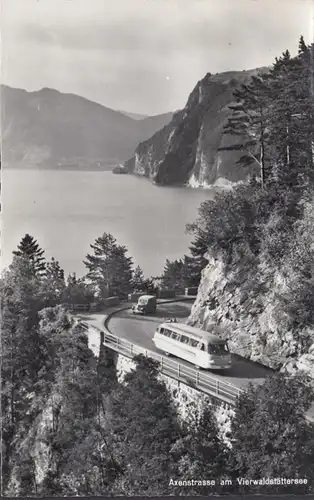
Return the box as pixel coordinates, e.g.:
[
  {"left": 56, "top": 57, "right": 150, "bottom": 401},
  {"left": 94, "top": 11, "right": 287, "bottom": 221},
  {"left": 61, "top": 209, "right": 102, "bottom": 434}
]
[{"left": 1, "top": 169, "right": 215, "bottom": 277}]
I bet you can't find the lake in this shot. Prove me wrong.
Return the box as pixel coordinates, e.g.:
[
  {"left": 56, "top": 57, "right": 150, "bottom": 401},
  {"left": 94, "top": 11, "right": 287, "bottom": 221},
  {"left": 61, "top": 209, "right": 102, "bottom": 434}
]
[{"left": 1, "top": 169, "right": 215, "bottom": 278}]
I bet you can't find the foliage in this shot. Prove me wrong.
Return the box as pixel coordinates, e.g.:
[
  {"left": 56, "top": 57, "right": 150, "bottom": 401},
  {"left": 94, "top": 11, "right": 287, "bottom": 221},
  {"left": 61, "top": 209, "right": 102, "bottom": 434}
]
[
  {"left": 40, "top": 257, "right": 66, "bottom": 307},
  {"left": 171, "top": 404, "right": 227, "bottom": 495},
  {"left": 228, "top": 373, "right": 314, "bottom": 494},
  {"left": 83, "top": 232, "right": 133, "bottom": 299},
  {"left": 61, "top": 272, "right": 95, "bottom": 307},
  {"left": 104, "top": 355, "right": 181, "bottom": 495},
  {"left": 13, "top": 233, "right": 46, "bottom": 276},
  {"left": 220, "top": 38, "right": 314, "bottom": 190},
  {"left": 131, "top": 265, "right": 157, "bottom": 294}
]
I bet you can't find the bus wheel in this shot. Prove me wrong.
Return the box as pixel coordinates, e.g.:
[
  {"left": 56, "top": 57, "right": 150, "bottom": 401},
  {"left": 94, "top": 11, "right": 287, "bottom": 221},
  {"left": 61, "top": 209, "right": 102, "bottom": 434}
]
[
  {"left": 195, "top": 364, "right": 201, "bottom": 370},
  {"left": 164, "top": 351, "right": 170, "bottom": 357}
]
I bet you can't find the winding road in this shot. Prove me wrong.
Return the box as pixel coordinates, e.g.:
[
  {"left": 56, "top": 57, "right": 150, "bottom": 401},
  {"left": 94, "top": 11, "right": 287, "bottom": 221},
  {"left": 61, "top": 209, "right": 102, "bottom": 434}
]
[
  {"left": 77, "top": 298, "right": 314, "bottom": 419},
  {"left": 106, "top": 300, "right": 274, "bottom": 391}
]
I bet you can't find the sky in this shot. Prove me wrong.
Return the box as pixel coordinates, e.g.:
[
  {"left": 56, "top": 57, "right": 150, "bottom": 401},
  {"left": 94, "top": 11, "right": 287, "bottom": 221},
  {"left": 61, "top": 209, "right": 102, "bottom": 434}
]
[{"left": 1, "top": 0, "right": 313, "bottom": 115}]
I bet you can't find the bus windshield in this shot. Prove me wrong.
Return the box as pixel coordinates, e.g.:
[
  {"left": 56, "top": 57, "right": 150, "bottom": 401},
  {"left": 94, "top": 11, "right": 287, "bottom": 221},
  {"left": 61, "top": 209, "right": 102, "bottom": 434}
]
[{"left": 208, "top": 343, "right": 229, "bottom": 355}]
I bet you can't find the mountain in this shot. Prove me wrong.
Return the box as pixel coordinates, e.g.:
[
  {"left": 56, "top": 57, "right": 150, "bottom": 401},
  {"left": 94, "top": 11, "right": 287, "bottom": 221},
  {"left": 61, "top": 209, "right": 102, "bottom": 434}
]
[
  {"left": 0, "top": 86, "right": 174, "bottom": 169},
  {"left": 119, "top": 110, "right": 149, "bottom": 120},
  {"left": 124, "top": 68, "right": 269, "bottom": 187}
]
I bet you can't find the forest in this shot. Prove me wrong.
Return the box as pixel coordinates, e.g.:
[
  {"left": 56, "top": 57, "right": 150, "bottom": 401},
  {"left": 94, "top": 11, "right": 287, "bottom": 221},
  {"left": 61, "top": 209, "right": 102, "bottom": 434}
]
[{"left": 2, "top": 36, "right": 314, "bottom": 496}]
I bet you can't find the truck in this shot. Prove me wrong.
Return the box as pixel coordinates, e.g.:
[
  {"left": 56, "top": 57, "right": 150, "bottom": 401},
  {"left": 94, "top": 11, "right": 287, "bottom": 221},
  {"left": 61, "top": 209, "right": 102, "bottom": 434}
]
[{"left": 132, "top": 294, "right": 157, "bottom": 315}]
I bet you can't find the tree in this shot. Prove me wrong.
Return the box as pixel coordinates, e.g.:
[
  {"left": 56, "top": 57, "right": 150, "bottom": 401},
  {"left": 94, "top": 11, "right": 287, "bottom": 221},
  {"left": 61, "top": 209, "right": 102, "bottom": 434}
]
[
  {"left": 171, "top": 403, "right": 227, "bottom": 495},
  {"left": 13, "top": 234, "right": 46, "bottom": 275},
  {"left": 228, "top": 373, "right": 314, "bottom": 494},
  {"left": 84, "top": 233, "right": 133, "bottom": 299},
  {"left": 160, "top": 258, "right": 186, "bottom": 291},
  {"left": 131, "top": 265, "right": 155, "bottom": 293},
  {"left": 40, "top": 258, "right": 66, "bottom": 307},
  {"left": 219, "top": 71, "right": 273, "bottom": 187},
  {"left": 182, "top": 232, "right": 209, "bottom": 287},
  {"left": 62, "top": 273, "right": 95, "bottom": 307},
  {"left": 0, "top": 256, "right": 46, "bottom": 492},
  {"left": 105, "top": 355, "right": 181, "bottom": 495}
]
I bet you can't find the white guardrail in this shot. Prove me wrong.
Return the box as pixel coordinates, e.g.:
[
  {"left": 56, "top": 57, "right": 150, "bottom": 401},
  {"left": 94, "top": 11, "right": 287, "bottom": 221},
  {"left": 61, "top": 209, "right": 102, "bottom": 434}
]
[{"left": 79, "top": 321, "right": 243, "bottom": 405}]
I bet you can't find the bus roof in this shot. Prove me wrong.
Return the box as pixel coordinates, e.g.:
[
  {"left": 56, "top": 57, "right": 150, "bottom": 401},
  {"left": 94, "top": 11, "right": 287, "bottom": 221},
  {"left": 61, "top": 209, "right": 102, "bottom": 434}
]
[{"left": 159, "top": 322, "right": 226, "bottom": 344}]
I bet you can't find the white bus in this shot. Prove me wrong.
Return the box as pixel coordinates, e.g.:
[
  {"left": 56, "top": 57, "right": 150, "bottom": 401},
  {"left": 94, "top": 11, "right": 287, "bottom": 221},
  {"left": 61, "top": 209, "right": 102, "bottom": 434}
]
[{"left": 153, "top": 322, "right": 232, "bottom": 370}]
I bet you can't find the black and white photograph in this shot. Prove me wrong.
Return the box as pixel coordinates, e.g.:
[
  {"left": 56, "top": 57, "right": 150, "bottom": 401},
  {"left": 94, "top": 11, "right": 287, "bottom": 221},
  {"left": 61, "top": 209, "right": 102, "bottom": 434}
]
[{"left": 1, "top": 0, "right": 314, "bottom": 497}]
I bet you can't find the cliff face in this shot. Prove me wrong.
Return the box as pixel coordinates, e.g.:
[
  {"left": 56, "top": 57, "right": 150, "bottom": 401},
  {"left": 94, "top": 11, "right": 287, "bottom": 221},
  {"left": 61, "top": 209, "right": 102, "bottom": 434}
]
[
  {"left": 124, "top": 69, "right": 267, "bottom": 187},
  {"left": 187, "top": 254, "right": 314, "bottom": 378}
]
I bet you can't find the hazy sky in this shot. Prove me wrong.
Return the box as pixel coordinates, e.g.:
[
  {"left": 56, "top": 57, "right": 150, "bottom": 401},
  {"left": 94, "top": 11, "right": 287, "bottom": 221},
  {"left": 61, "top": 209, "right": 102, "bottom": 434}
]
[{"left": 1, "top": 0, "right": 313, "bottom": 114}]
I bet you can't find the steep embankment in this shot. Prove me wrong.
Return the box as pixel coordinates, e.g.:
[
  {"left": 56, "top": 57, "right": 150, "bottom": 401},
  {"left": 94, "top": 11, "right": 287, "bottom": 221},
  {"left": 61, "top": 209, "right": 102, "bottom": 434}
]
[
  {"left": 124, "top": 69, "right": 267, "bottom": 187},
  {"left": 1, "top": 85, "right": 173, "bottom": 169},
  {"left": 187, "top": 248, "right": 314, "bottom": 379}
]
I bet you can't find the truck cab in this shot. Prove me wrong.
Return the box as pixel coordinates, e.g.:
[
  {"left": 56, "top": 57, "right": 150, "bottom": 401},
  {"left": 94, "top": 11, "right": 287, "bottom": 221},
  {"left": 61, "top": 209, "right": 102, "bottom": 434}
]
[{"left": 132, "top": 294, "right": 157, "bottom": 315}]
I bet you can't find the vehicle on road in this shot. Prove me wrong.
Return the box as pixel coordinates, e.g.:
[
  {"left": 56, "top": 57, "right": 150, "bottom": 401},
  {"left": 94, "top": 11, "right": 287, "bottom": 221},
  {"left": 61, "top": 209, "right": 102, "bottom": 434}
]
[
  {"left": 153, "top": 322, "right": 232, "bottom": 370},
  {"left": 132, "top": 294, "right": 157, "bottom": 315}
]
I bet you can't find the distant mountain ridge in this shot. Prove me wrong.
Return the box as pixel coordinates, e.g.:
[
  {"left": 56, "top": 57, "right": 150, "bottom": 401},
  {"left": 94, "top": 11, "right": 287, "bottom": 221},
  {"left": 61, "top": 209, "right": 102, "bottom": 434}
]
[
  {"left": 0, "top": 85, "right": 174, "bottom": 169},
  {"left": 123, "top": 67, "right": 269, "bottom": 187},
  {"left": 118, "top": 110, "right": 149, "bottom": 120}
]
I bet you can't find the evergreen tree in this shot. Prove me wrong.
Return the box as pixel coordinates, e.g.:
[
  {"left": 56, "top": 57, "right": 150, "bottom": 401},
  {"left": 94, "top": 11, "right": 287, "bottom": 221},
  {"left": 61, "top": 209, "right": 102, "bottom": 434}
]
[
  {"left": 1, "top": 257, "right": 46, "bottom": 491},
  {"left": 228, "top": 373, "right": 314, "bottom": 494},
  {"left": 105, "top": 355, "right": 181, "bottom": 495},
  {"left": 219, "top": 71, "right": 273, "bottom": 187},
  {"left": 182, "top": 232, "right": 209, "bottom": 287},
  {"left": 13, "top": 234, "right": 46, "bottom": 275},
  {"left": 62, "top": 273, "right": 95, "bottom": 307},
  {"left": 171, "top": 404, "right": 227, "bottom": 495},
  {"left": 40, "top": 258, "right": 66, "bottom": 307},
  {"left": 84, "top": 233, "right": 133, "bottom": 299},
  {"left": 160, "top": 258, "right": 185, "bottom": 291}
]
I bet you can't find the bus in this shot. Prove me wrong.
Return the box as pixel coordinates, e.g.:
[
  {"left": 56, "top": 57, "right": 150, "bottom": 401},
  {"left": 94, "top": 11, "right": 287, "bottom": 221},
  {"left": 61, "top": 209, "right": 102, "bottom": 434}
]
[{"left": 152, "top": 322, "right": 232, "bottom": 370}]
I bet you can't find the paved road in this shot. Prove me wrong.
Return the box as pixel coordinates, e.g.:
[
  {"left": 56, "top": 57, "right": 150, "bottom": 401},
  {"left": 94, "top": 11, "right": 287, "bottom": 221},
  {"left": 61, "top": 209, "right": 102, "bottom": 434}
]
[{"left": 107, "top": 301, "right": 275, "bottom": 390}]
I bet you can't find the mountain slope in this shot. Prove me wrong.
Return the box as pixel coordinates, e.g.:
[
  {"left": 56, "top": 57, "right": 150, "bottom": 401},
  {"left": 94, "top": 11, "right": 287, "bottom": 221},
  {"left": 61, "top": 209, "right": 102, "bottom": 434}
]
[
  {"left": 119, "top": 110, "right": 149, "bottom": 120},
  {"left": 0, "top": 86, "right": 173, "bottom": 169},
  {"left": 124, "top": 68, "right": 268, "bottom": 186}
]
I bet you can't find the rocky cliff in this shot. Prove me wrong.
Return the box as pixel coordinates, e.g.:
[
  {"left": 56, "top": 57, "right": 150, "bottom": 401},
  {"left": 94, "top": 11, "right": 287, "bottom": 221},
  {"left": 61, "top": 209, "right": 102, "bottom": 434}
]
[
  {"left": 187, "top": 254, "right": 314, "bottom": 379},
  {"left": 124, "top": 68, "right": 267, "bottom": 187}
]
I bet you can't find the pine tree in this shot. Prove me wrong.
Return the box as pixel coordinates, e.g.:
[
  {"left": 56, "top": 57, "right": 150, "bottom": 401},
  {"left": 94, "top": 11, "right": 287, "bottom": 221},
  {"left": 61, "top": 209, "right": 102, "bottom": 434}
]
[
  {"left": 160, "top": 258, "right": 185, "bottom": 291},
  {"left": 131, "top": 265, "right": 147, "bottom": 292},
  {"left": 219, "top": 71, "right": 273, "bottom": 187},
  {"left": 13, "top": 234, "right": 46, "bottom": 275},
  {"left": 83, "top": 233, "right": 133, "bottom": 299},
  {"left": 105, "top": 355, "right": 180, "bottom": 495},
  {"left": 40, "top": 258, "right": 66, "bottom": 307}
]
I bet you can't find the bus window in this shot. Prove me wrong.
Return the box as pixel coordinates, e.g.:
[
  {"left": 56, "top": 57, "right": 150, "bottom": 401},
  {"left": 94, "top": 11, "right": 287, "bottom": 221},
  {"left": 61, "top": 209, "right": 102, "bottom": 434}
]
[
  {"left": 199, "top": 343, "right": 205, "bottom": 351},
  {"left": 189, "top": 339, "right": 198, "bottom": 348},
  {"left": 171, "top": 332, "right": 181, "bottom": 341},
  {"left": 164, "top": 329, "right": 172, "bottom": 337},
  {"left": 208, "top": 343, "right": 229, "bottom": 355},
  {"left": 180, "top": 335, "right": 189, "bottom": 344}
]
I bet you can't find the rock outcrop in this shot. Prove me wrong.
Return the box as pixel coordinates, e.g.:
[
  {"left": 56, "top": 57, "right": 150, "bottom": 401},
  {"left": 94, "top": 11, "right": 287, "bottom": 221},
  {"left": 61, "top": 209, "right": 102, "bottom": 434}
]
[
  {"left": 187, "top": 254, "right": 314, "bottom": 379},
  {"left": 124, "top": 68, "right": 267, "bottom": 187}
]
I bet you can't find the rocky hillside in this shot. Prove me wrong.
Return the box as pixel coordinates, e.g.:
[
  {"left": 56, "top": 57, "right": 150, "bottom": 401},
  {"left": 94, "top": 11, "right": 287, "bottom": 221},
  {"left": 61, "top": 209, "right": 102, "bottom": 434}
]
[
  {"left": 124, "top": 68, "right": 268, "bottom": 187},
  {"left": 188, "top": 252, "right": 314, "bottom": 379},
  {"left": 1, "top": 85, "right": 173, "bottom": 169}
]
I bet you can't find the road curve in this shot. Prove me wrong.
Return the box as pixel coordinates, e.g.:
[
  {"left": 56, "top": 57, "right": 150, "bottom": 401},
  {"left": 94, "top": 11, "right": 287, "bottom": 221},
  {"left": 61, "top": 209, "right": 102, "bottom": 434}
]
[{"left": 107, "top": 301, "right": 275, "bottom": 391}]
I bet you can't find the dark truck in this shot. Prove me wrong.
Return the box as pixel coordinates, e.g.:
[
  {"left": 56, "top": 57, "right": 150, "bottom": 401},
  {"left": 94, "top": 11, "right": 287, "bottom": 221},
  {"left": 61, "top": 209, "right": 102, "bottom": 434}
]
[{"left": 132, "top": 294, "right": 157, "bottom": 315}]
